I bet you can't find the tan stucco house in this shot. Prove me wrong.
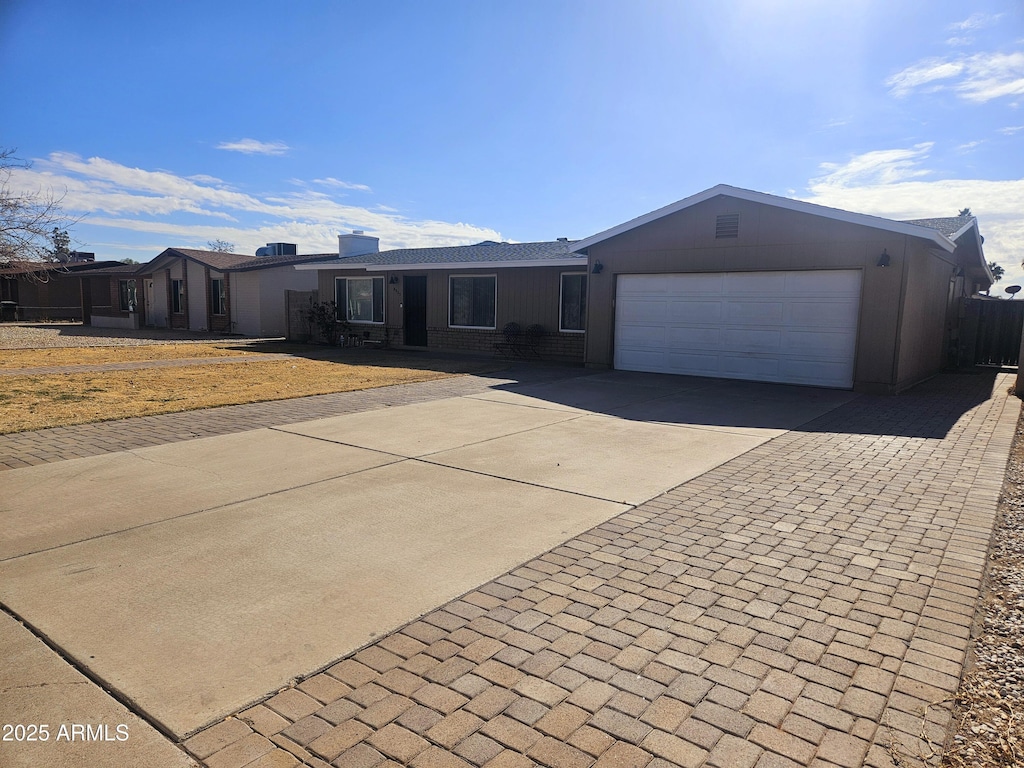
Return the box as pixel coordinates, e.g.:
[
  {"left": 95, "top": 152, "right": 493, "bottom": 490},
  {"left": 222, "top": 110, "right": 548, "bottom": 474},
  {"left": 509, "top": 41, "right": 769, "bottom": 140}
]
[
  {"left": 573, "top": 185, "right": 991, "bottom": 393},
  {"left": 297, "top": 234, "right": 590, "bottom": 360}
]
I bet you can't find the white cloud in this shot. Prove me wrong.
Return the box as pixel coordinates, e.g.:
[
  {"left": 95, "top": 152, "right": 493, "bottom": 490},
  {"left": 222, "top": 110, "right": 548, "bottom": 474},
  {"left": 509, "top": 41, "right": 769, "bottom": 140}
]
[
  {"left": 887, "top": 51, "right": 1024, "bottom": 103},
  {"left": 957, "top": 140, "right": 984, "bottom": 151},
  {"left": 312, "top": 177, "right": 372, "bottom": 192},
  {"left": 946, "top": 37, "right": 974, "bottom": 48},
  {"left": 804, "top": 146, "right": 1024, "bottom": 285},
  {"left": 7, "top": 153, "right": 504, "bottom": 257},
  {"left": 1000, "top": 125, "right": 1024, "bottom": 134},
  {"left": 813, "top": 143, "right": 934, "bottom": 187},
  {"left": 886, "top": 58, "right": 964, "bottom": 97},
  {"left": 949, "top": 13, "right": 1002, "bottom": 32},
  {"left": 215, "top": 138, "right": 290, "bottom": 155}
]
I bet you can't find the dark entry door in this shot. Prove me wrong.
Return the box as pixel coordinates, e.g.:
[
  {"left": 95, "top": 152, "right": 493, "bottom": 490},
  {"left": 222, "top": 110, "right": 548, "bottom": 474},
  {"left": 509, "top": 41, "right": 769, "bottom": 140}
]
[{"left": 403, "top": 275, "right": 428, "bottom": 347}]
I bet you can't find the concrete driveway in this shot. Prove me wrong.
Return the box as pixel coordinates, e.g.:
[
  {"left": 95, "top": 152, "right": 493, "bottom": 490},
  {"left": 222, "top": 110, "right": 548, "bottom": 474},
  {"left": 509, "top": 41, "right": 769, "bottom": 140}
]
[{"left": 0, "top": 371, "right": 855, "bottom": 744}]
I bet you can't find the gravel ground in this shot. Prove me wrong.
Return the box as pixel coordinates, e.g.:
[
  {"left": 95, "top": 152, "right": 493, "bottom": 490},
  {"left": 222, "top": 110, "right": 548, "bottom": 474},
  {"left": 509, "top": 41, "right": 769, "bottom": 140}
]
[
  {"left": 0, "top": 322, "right": 275, "bottom": 349},
  {"left": 942, "top": 403, "right": 1024, "bottom": 767}
]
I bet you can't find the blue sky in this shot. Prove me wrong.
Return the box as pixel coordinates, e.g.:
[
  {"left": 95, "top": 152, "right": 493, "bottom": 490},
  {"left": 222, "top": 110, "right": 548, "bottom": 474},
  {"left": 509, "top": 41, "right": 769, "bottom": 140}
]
[{"left": 3, "top": 1, "right": 1023, "bottom": 284}]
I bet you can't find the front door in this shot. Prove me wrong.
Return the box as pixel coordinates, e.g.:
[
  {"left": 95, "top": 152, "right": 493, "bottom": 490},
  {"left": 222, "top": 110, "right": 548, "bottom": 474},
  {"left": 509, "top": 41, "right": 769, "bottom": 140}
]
[
  {"left": 403, "top": 275, "right": 428, "bottom": 347},
  {"left": 145, "top": 279, "right": 155, "bottom": 326}
]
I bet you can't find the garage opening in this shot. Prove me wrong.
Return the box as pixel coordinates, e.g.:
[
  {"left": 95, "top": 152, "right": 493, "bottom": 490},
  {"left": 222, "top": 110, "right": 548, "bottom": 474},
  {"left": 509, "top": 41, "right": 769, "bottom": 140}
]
[{"left": 613, "top": 270, "right": 862, "bottom": 388}]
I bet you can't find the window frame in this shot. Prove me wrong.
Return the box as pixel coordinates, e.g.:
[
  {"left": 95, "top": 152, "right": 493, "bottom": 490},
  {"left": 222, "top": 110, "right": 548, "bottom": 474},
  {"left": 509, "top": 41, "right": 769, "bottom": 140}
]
[
  {"left": 448, "top": 274, "right": 497, "bottom": 330},
  {"left": 210, "top": 278, "right": 226, "bottom": 316},
  {"left": 558, "top": 272, "right": 587, "bottom": 333},
  {"left": 171, "top": 279, "right": 184, "bottom": 314},
  {"left": 335, "top": 276, "right": 385, "bottom": 324},
  {"left": 118, "top": 279, "right": 137, "bottom": 313}
]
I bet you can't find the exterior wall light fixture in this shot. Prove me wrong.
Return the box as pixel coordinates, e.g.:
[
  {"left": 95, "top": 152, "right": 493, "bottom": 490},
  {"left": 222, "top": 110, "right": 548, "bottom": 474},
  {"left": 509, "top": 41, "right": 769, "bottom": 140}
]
[
  {"left": 592, "top": 261, "right": 604, "bottom": 274},
  {"left": 877, "top": 250, "right": 891, "bottom": 267}
]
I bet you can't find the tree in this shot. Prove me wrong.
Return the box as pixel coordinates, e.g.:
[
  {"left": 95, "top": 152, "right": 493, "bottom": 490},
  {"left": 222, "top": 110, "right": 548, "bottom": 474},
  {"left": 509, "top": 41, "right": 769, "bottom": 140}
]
[
  {"left": 207, "top": 239, "right": 236, "bottom": 253},
  {"left": 989, "top": 262, "right": 1004, "bottom": 282},
  {"left": 51, "top": 227, "right": 70, "bottom": 261},
  {"left": 959, "top": 207, "right": 973, "bottom": 217},
  {"left": 0, "top": 148, "right": 77, "bottom": 271},
  {"left": 120, "top": 258, "right": 140, "bottom": 265}
]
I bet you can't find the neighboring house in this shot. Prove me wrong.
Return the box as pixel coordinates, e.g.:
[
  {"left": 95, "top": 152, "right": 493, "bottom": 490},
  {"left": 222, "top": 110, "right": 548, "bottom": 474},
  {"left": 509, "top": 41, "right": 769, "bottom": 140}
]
[
  {"left": 572, "top": 184, "right": 991, "bottom": 393},
  {"left": 81, "top": 263, "right": 151, "bottom": 329},
  {"left": 134, "top": 247, "right": 337, "bottom": 337},
  {"left": 296, "top": 233, "right": 589, "bottom": 360},
  {"left": 0, "top": 259, "right": 126, "bottom": 321}
]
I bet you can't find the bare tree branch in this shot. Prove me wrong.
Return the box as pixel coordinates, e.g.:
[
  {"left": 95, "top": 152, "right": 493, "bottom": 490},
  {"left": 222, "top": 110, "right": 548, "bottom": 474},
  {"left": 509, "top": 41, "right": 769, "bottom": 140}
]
[{"left": 0, "top": 148, "right": 80, "bottom": 277}]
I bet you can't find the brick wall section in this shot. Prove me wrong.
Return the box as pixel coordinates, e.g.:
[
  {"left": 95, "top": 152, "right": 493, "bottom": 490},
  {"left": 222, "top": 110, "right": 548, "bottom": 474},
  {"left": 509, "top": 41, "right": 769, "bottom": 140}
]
[
  {"left": 193, "top": 371, "right": 1020, "bottom": 768},
  {"left": 428, "top": 327, "right": 585, "bottom": 362}
]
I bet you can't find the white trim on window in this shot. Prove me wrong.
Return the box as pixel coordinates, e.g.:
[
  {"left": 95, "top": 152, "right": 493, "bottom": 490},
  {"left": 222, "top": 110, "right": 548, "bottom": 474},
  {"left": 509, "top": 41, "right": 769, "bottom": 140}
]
[
  {"left": 448, "top": 274, "right": 497, "bottom": 330},
  {"left": 335, "top": 276, "right": 385, "bottom": 324},
  {"left": 559, "top": 272, "right": 587, "bottom": 333}
]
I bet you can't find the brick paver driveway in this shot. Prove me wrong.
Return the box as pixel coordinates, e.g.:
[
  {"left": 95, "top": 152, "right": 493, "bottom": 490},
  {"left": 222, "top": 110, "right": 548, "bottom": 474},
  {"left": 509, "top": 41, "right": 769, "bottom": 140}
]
[
  {"left": 1, "top": 365, "right": 1017, "bottom": 768},
  {"left": 180, "top": 370, "right": 1017, "bottom": 768}
]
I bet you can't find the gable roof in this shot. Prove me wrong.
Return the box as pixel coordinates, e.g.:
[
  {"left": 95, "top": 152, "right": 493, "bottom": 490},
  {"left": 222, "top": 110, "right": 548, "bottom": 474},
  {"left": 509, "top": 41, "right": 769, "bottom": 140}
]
[
  {"left": 571, "top": 184, "right": 959, "bottom": 254},
  {"left": 297, "top": 240, "right": 586, "bottom": 271}
]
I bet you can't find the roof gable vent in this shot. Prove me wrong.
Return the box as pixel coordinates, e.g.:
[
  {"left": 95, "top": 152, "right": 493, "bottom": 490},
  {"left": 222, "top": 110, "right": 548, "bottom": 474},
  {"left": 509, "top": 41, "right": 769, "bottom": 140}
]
[{"left": 715, "top": 213, "right": 740, "bottom": 239}]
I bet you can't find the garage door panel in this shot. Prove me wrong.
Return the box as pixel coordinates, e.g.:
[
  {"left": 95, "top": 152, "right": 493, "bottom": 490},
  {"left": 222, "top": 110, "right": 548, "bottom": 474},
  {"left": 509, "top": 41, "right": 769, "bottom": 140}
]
[
  {"left": 662, "top": 273, "right": 725, "bottom": 295},
  {"left": 618, "top": 300, "right": 668, "bottom": 323},
  {"left": 666, "top": 326, "right": 722, "bottom": 348},
  {"left": 720, "top": 355, "right": 781, "bottom": 378},
  {"left": 614, "top": 270, "right": 861, "bottom": 389},
  {"left": 726, "top": 301, "right": 785, "bottom": 325},
  {"left": 786, "top": 299, "right": 860, "bottom": 326},
  {"left": 617, "top": 323, "right": 667, "bottom": 346},
  {"left": 668, "top": 300, "right": 722, "bottom": 324},
  {"left": 663, "top": 351, "right": 722, "bottom": 376},
  {"left": 781, "top": 329, "right": 858, "bottom": 357},
  {"left": 721, "top": 328, "right": 782, "bottom": 354}
]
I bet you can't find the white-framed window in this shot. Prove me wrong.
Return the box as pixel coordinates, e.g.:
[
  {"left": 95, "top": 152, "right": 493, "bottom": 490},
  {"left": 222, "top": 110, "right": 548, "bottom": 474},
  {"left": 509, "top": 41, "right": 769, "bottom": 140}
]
[
  {"left": 449, "top": 275, "right": 496, "bottom": 329},
  {"left": 559, "top": 272, "right": 587, "bottom": 333},
  {"left": 210, "top": 278, "right": 226, "bottom": 315},
  {"left": 118, "top": 279, "right": 137, "bottom": 312},
  {"left": 336, "top": 276, "right": 384, "bottom": 323},
  {"left": 171, "top": 279, "right": 184, "bottom": 313}
]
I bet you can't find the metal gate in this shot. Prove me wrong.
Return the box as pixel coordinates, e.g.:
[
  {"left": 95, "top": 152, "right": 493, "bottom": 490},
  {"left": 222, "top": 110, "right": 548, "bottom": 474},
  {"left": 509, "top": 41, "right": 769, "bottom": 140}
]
[{"left": 960, "top": 298, "right": 1024, "bottom": 366}]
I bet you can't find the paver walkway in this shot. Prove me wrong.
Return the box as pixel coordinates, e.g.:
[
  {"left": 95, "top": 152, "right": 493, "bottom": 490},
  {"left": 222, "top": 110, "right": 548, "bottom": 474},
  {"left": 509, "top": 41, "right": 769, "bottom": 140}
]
[{"left": 181, "top": 371, "right": 1018, "bottom": 768}]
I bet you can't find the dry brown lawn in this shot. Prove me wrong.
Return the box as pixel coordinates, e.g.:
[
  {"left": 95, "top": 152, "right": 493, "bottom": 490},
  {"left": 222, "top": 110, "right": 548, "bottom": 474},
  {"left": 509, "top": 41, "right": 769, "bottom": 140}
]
[
  {"left": 0, "top": 352, "right": 502, "bottom": 434},
  {"left": 0, "top": 343, "right": 255, "bottom": 369}
]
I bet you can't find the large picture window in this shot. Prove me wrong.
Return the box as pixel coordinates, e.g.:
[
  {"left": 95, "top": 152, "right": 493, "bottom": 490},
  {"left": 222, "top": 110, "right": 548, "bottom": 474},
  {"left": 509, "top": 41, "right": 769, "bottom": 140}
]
[
  {"left": 560, "top": 273, "right": 587, "bottom": 332},
  {"left": 336, "top": 277, "right": 384, "bottom": 323},
  {"left": 171, "top": 279, "right": 184, "bottom": 314},
  {"left": 210, "top": 278, "right": 226, "bottom": 315},
  {"left": 449, "top": 275, "right": 496, "bottom": 329}
]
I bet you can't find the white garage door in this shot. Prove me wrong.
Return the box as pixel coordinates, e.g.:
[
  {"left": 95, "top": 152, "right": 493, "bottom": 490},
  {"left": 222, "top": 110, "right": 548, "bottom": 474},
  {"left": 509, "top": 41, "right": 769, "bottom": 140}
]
[{"left": 614, "top": 270, "right": 862, "bottom": 388}]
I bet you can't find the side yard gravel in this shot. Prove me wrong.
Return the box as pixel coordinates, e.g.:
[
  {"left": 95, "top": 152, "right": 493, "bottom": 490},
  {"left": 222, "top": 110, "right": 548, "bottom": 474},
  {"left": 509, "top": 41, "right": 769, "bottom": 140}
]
[{"left": 943, "top": 404, "right": 1024, "bottom": 767}]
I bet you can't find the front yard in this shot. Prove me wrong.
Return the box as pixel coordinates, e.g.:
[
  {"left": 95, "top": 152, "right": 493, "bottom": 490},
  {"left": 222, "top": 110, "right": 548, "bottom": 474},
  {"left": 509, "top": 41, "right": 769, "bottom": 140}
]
[{"left": 0, "top": 339, "right": 502, "bottom": 434}]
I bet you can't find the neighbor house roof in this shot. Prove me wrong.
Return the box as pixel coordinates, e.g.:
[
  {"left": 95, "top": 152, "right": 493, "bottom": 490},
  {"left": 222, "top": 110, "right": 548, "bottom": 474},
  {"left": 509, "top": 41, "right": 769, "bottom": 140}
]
[
  {"left": 0, "top": 260, "right": 127, "bottom": 277},
  {"left": 296, "top": 240, "right": 586, "bottom": 272},
  {"left": 75, "top": 263, "right": 147, "bottom": 277},
  {"left": 571, "top": 184, "right": 959, "bottom": 254},
  {"left": 145, "top": 248, "right": 340, "bottom": 273},
  {"left": 901, "top": 215, "right": 975, "bottom": 239}
]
